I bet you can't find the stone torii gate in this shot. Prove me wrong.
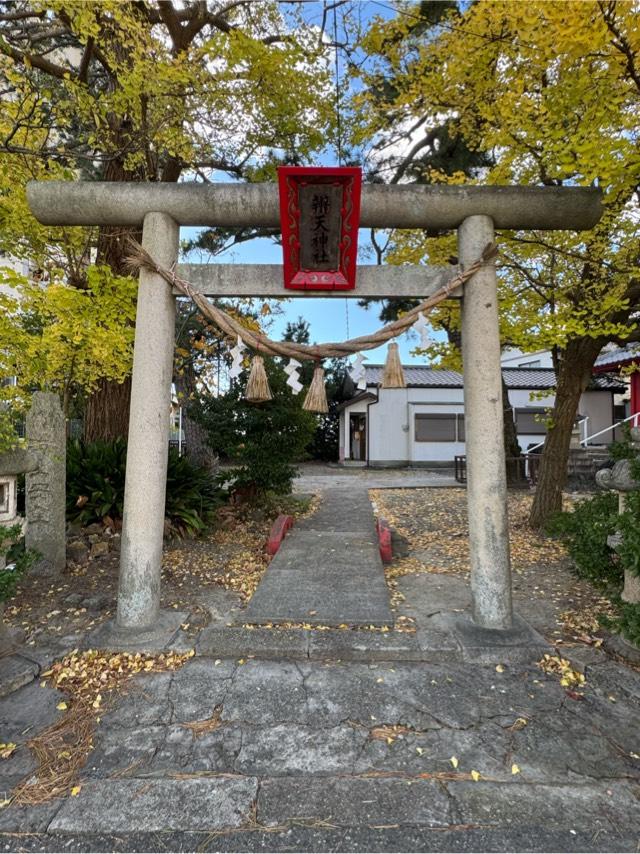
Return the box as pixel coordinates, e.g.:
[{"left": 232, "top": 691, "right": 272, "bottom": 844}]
[{"left": 27, "top": 181, "right": 602, "bottom": 648}]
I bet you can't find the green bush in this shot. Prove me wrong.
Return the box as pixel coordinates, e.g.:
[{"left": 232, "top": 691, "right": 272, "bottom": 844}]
[
  {"left": 601, "top": 602, "right": 640, "bottom": 649},
  {"left": 194, "top": 357, "right": 316, "bottom": 497},
  {"left": 0, "top": 524, "right": 38, "bottom": 603},
  {"left": 549, "top": 430, "right": 640, "bottom": 648},
  {"left": 67, "top": 438, "right": 127, "bottom": 522},
  {"left": 547, "top": 492, "right": 622, "bottom": 587},
  {"left": 66, "top": 439, "right": 226, "bottom": 536}
]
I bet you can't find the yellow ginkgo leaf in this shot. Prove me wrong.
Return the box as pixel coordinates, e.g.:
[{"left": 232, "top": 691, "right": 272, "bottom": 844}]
[
  {"left": 511, "top": 763, "right": 521, "bottom": 775},
  {"left": 0, "top": 743, "right": 16, "bottom": 759},
  {"left": 471, "top": 769, "right": 481, "bottom": 782},
  {"left": 495, "top": 664, "right": 505, "bottom": 673},
  {"left": 70, "top": 786, "right": 81, "bottom": 796},
  {"left": 450, "top": 756, "right": 459, "bottom": 769},
  {"left": 56, "top": 701, "right": 67, "bottom": 711}
]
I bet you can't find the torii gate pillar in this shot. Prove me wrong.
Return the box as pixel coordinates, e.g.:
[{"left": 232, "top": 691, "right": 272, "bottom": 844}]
[
  {"left": 459, "top": 216, "right": 512, "bottom": 629},
  {"left": 117, "top": 212, "right": 180, "bottom": 634}
]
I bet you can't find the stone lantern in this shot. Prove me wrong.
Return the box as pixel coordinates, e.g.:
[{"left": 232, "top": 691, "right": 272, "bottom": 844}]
[
  {"left": 0, "top": 448, "right": 37, "bottom": 652},
  {"left": 0, "top": 473, "right": 18, "bottom": 530},
  {"left": 596, "top": 427, "right": 640, "bottom": 604}
]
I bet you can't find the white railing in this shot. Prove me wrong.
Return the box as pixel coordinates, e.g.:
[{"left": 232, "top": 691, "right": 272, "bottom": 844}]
[
  {"left": 524, "top": 416, "right": 590, "bottom": 457},
  {"left": 524, "top": 412, "right": 640, "bottom": 457},
  {"left": 580, "top": 411, "right": 640, "bottom": 447}
]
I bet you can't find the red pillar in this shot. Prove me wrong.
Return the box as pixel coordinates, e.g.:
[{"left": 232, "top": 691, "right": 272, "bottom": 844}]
[{"left": 631, "top": 372, "right": 640, "bottom": 422}]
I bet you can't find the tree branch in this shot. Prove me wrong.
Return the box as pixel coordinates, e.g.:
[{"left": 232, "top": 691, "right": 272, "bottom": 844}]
[{"left": 0, "top": 34, "right": 70, "bottom": 79}]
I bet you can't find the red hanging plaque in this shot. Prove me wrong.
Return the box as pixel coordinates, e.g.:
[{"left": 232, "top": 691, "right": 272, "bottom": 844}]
[{"left": 277, "top": 166, "right": 362, "bottom": 291}]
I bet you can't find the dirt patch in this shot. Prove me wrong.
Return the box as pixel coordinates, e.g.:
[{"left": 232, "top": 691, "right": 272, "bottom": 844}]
[
  {"left": 370, "top": 487, "right": 616, "bottom": 645},
  {"left": 6, "top": 496, "right": 315, "bottom": 647}
]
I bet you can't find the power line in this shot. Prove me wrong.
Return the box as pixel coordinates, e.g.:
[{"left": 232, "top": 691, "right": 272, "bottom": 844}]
[
  {"left": 330, "top": 1, "right": 350, "bottom": 341},
  {"left": 332, "top": 0, "right": 343, "bottom": 166}
]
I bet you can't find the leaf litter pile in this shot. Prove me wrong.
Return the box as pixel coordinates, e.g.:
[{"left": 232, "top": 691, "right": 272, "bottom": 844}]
[
  {"left": 163, "top": 495, "right": 318, "bottom": 605},
  {"left": 370, "top": 487, "right": 615, "bottom": 644},
  {"left": 9, "top": 648, "right": 195, "bottom": 806},
  {"left": 6, "top": 498, "right": 314, "bottom": 646}
]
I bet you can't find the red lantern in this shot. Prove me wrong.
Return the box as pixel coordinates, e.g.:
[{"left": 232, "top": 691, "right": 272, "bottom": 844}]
[{"left": 277, "top": 166, "right": 362, "bottom": 291}]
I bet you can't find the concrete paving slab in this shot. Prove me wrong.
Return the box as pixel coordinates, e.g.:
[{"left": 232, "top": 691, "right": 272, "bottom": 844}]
[
  {"left": 396, "top": 573, "right": 471, "bottom": 615},
  {"left": 0, "top": 654, "right": 39, "bottom": 698},
  {"left": 302, "top": 664, "right": 442, "bottom": 730},
  {"left": 98, "top": 672, "right": 173, "bottom": 729},
  {"left": 49, "top": 777, "right": 258, "bottom": 833},
  {"left": 7, "top": 826, "right": 640, "bottom": 852},
  {"left": 448, "top": 780, "right": 640, "bottom": 828},
  {"left": 308, "top": 630, "right": 424, "bottom": 661},
  {"left": 353, "top": 721, "right": 512, "bottom": 779},
  {"left": 256, "top": 775, "right": 452, "bottom": 827},
  {"left": 0, "top": 743, "right": 37, "bottom": 793},
  {"left": 85, "top": 725, "right": 165, "bottom": 778},
  {"left": 168, "top": 658, "right": 235, "bottom": 722},
  {"left": 0, "top": 681, "right": 63, "bottom": 742},
  {"left": 222, "top": 660, "right": 309, "bottom": 725},
  {"left": 198, "top": 626, "right": 310, "bottom": 659},
  {"left": 259, "top": 532, "right": 380, "bottom": 574},
  {"left": 296, "top": 489, "right": 378, "bottom": 533},
  {"left": 235, "top": 723, "right": 364, "bottom": 776},
  {"left": 0, "top": 802, "right": 62, "bottom": 833},
  {"left": 244, "top": 585, "right": 393, "bottom": 627}
]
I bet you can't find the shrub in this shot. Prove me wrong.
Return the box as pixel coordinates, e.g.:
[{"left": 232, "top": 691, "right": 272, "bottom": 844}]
[
  {"left": 66, "top": 439, "right": 226, "bottom": 536},
  {"left": 547, "top": 492, "right": 622, "bottom": 587},
  {"left": 601, "top": 603, "right": 640, "bottom": 649},
  {"left": 165, "top": 451, "right": 227, "bottom": 534},
  {"left": 194, "top": 357, "right": 316, "bottom": 497},
  {"left": 0, "top": 524, "right": 38, "bottom": 603},
  {"left": 67, "top": 438, "right": 127, "bottom": 523}
]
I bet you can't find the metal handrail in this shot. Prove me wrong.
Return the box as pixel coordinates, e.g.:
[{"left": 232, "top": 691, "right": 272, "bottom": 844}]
[
  {"left": 524, "top": 416, "right": 589, "bottom": 456},
  {"left": 523, "top": 412, "right": 640, "bottom": 456},
  {"left": 580, "top": 412, "right": 640, "bottom": 446}
]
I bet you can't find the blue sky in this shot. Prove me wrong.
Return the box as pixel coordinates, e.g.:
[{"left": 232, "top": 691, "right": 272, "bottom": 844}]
[
  {"left": 182, "top": 1, "right": 438, "bottom": 367},
  {"left": 181, "top": 227, "right": 431, "bottom": 366}
]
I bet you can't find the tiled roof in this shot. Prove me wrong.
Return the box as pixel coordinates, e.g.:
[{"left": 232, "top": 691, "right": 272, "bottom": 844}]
[
  {"left": 595, "top": 345, "right": 640, "bottom": 369},
  {"left": 355, "top": 365, "right": 625, "bottom": 392}
]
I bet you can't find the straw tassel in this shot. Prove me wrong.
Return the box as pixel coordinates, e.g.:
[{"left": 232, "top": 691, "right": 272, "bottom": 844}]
[
  {"left": 303, "top": 365, "right": 329, "bottom": 413},
  {"left": 245, "top": 355, "right": 272, "bottom": 403},
  {"left": 382, "top": 342, "right": 406, "bottom": 388}
]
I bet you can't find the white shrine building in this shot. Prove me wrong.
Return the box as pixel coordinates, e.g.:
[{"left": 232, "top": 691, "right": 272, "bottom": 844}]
[{"left": 338, "top": 349, "right": 626, "bottom": 467}]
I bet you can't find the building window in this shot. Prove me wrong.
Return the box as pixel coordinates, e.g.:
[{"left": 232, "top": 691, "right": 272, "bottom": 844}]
[
  {"left": 515, "top": 408, "right": 548, "bottom": 435},
  {"left": 415, "top": 413, "right": 464, "bottom": 442}
]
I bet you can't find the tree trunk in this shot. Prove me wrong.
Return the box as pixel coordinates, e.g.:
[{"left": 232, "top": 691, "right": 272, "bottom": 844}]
[
  {"left": 502, "top": 374, "right": 522, "bottom": 482},
  {"left": 173, "top": 373, "right": 218, "bottom": 470},
  {"left": 83, "top": 148, "right": 153, "bottom": 442},
  {"left": 529, "top": 337, "right": 604, "bottom": 529},
  {"left": 83, "top": 377, "right": 132, "bottom": 443}
]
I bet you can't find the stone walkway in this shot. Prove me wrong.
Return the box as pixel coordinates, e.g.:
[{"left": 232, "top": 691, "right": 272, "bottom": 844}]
[
  {"left": 293, "top": 463, "right": 460, "bottom": 494},
  {"left": 243, "top": 489, "right": 393, "bottom": 627},
  {"left": 1, "top": 487, "right": 639, "bottom": 850},
  {"left": 1, "top": 634, "right": 639, "bottom": 851}
]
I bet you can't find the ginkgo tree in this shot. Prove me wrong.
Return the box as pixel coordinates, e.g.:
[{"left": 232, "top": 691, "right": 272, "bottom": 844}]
[
  {"left": 354, "top": 0, "right": 640, "bottom": 527},
  {"left": 0, "top": 0, "right": 334, "bottom": 439},
  {"left": 0, "top": 265, "right": 137, "bottom": 438}
]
